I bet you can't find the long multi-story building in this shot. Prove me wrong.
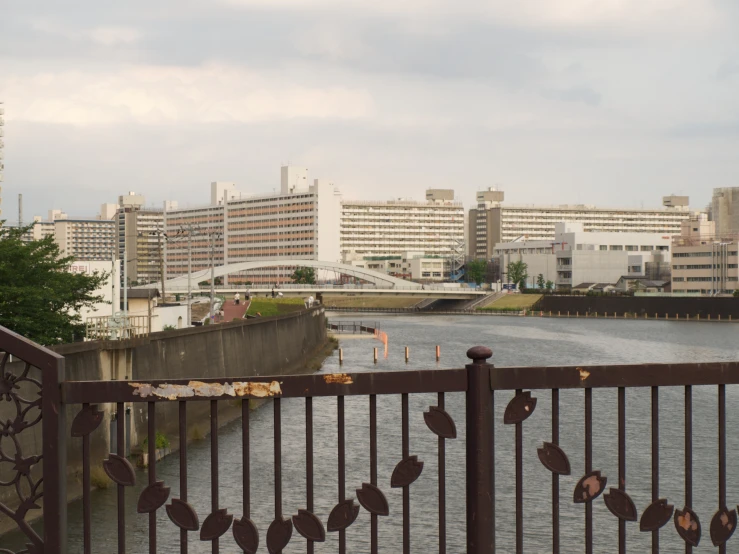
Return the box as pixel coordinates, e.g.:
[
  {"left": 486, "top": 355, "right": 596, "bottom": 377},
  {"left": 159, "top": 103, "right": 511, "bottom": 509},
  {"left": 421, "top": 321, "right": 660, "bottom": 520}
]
[
  {"left": 340, "top": 190, "right": 465, "bottom": 263},
  {"left": 671, "top": 214, "right": 739, "bottom": 295},
  {"left": 116, "top": 192, "right": 166, "bottom": 286},
  {"left": 469, "top": 189, "right": 693, "bottom": 259},
  {"left": 164, "top": 168, "right": 342, "bottom": 285}
]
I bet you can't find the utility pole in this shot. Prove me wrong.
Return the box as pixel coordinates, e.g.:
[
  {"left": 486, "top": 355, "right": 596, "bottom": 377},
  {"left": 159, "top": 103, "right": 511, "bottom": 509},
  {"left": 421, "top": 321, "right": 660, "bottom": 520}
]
[
  {"left": 18, "top": 194, "right": 22, "bottom": 228},
  {"left": 156, "top": 229, "right": 166, "bottom": 304},
  {"left": 187, "top": 229, "right": 193, "bottom": 325},
  {"left": 209, "top": 231, "right": 216, "bottom": 322}
]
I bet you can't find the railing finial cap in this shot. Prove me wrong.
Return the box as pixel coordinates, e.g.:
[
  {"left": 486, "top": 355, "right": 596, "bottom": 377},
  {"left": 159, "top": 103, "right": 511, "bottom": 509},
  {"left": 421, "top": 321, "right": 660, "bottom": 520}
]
[{"left": 466, "top": 346, "right": 493, "bottom": 363}]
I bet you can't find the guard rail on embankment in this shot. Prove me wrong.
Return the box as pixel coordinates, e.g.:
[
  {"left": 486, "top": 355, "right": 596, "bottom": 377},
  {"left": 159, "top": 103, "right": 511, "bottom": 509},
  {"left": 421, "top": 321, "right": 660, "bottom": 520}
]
[
  {"left": 540, "top": 295, "right": 739, "bottom": 319},
  {"left": 0, "top": 307, "right": 329, "bottom": 520}
]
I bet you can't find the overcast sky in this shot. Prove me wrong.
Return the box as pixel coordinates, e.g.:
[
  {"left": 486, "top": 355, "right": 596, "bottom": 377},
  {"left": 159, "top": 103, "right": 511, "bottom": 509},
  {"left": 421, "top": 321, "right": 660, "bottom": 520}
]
[{"left": 2, "top": 0, "right": 738, "bottom": 219}]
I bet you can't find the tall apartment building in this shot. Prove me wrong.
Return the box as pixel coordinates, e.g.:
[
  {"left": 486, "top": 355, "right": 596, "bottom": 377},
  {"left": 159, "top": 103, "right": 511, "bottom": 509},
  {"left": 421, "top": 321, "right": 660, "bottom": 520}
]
[
  {"left": 164, "top": 167, "right": 342, "bottom": 285},
  {"left": 469, "top": 189, "right": 692, "bottom": 259},
  {"left": 671, "top": 214, "right": 738, "bottom": 295},
  {"left": 710, "top": 187, "right": 739, "bottom": 236},
  {"left": 116, "top": 192, "right": 166, "bottom": 286},
  {"left": 340, "top": 190, "right": 465, "bottom": 263},
  {"left": 54, "top": 216, "right": 116, "bottom": 261},
  {"left": 0, "top": 102, "right": 4, "bottom": 220}
]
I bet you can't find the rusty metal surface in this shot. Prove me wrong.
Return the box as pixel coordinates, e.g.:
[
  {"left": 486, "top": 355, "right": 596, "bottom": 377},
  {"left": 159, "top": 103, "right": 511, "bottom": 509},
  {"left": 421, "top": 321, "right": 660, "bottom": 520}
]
[{"left": 62, "top": 368, "right": 469, "bottom": 403}]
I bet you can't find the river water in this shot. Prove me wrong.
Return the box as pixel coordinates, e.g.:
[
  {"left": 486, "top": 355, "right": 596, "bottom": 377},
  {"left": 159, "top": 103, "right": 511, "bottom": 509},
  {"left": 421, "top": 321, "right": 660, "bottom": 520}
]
[{"left": 4, "top": 315, "right": 739, "bottom": 553}]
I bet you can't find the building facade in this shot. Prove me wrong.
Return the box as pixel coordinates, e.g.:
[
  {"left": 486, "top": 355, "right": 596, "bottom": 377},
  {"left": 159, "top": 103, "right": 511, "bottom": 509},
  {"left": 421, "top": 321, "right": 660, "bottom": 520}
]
[
  {"left": 164, "top": 168, "right": 342, "bottom": 285},
  {"left": 470, "top": 189, "right": 692, "bottom": 260},
  {"left": 116, "top": 192, "right": 165, "bottom": 286},
  {"left": 671, "top": 214, "right": 738, "bottom": 295},
  {"left": 711, "top": 187, "right": 739, "bottom": 237},
  {"left": 346, "top": 251, "right": 447, "bottom": 281},
  {"left": 493, "top": 222, "right": 672, "bottom": 289},
  {"left": 340, "top": 191, "right": 465, "bottom": 265}
]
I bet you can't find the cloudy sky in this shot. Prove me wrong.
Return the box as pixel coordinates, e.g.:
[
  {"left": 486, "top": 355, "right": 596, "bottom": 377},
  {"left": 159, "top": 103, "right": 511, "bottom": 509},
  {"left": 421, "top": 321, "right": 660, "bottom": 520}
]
[{"left": 2, "top": 0, "right": 738, "bottom": 219}]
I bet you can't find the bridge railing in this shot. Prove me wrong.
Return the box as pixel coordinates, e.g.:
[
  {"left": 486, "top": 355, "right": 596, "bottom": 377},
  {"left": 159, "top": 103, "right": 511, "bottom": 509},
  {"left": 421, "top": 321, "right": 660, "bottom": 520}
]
[{"left": 4, "top": 326, "right": 739, "bottom": 552}]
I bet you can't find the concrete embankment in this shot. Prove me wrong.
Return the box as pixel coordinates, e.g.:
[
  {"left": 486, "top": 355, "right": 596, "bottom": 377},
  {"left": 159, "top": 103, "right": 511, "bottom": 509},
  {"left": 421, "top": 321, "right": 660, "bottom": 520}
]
[
  {"left": 0, "top": 307, "right": 330, "bottom": 530},
  {"left": 540, "top": 295, "right": 739, "bottom": 319}
]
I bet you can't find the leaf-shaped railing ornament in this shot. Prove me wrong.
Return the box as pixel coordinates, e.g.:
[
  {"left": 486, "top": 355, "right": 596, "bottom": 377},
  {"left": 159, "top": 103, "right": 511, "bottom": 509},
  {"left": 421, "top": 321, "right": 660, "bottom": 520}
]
[
  {"left": 423, "top": 406, "right": 457, "bottom": 439},
  {"left": 233, "top": 517, "right": 260, "bottom": 553},
  {"left": 503, "top": 391, "right": 537, "bottom": 424},
  {"left": 391, "top": 456, "right": 424, "bottom": 488},
  {"left": 166, "top": 499, "right": 200, "bottom": 531},
  {"left": 200, "top": 509, "right": 233, "bottom": 541},
  {"left": 327, "top": 499, "right": 360, "bottom": 532},
  {"left": 537, "top": 442, "right": 571, "bottom": 475},
  {"left": 603, "top": 488, "right": 637, "bottom": 522},
  {"left": 137, "top": 481, "right": 170, "bottom": 513},
  {"left": 573, "top": 471, "right": 607, "bottom": 504},
  {"left": 356, "top": 483, "right": 389, "bottom": 516},
  {"left": 293, "top": 509, "right": 326, "bottom": 541},
  {"left": 674, "top": 507, "right": 701, "bottom": 547},
  {"left": 640, "top": 499, "right": 674, "bottom": 532}
]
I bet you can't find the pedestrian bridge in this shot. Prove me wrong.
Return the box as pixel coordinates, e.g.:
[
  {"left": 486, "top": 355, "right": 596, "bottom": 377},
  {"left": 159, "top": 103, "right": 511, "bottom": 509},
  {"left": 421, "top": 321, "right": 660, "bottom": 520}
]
[{"left": 147, "top": 259, "right": 484, "bottom": 298}]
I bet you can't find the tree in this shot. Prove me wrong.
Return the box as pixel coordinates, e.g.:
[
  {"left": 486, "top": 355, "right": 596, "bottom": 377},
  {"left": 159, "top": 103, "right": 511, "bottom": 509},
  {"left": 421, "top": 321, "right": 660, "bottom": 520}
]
[
  {"left": 291, "top": 266, "right": 316, "bottom": 284},
  {"left": 536, "top": 274, "right": 545, "bottom": 290},
  {"left": 0, "top": 226, "right": 108, "bottom": 345},
  {"left": 466, "top": 259, "right": 487, "bottom": 285},
  {"left": 507, "top": 260, "right": 529, "bottom": 291},
  {"left": 545, "top": 280, "right": 555, "bottom": 291}
]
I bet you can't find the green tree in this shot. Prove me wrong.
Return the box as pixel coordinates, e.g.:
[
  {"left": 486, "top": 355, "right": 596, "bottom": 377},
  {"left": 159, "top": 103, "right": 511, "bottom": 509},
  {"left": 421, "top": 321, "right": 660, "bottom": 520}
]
[
  {"left": 536, "top": 273, "right": 545, "bottom": 290},
  {"left": 545, "top": 280, "right": 555, "bottom": 291},
  {"left": 291, "top": 266, "right": 317, "bottom": 284},
  {"left": 466, "top": 259, "right": 487, "bottom": 285},
  {"left": 506, "top": 260, "right": 529, "bottom": 291},
  {"left": 0, "top": 226, "right": 108, "bottom": 345}
]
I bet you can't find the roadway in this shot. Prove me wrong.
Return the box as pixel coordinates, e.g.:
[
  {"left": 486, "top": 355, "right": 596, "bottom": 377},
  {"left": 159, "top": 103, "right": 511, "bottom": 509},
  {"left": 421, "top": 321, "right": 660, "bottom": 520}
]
[{"left": 167, "top": 286, "right": 488, "bottom": 300}]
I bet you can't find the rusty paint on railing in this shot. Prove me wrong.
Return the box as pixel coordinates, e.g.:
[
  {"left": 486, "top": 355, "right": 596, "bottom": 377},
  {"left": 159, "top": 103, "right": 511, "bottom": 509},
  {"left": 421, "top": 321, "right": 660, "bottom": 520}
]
[
  {"left": 324, "top": 373, "right": 354, "bottom": 385},
  {"left": 128, "top": 380, "right": 282, "bottom": 400}
]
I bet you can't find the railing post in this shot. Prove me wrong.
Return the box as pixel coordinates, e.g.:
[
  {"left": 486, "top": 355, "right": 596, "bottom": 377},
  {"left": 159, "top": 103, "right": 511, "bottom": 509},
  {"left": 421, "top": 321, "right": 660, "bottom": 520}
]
[
  {"left": 466, "top": 346, "right": 495, "bottom": 553},
  {"left": 43, "top": 355, "right": 67, "bottom": 553}
]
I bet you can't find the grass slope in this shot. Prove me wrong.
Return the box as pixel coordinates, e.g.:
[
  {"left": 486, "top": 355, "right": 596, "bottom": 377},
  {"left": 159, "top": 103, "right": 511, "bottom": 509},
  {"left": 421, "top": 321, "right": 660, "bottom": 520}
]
[
  {"left": 246, "top": 297, "right": 306, "bottom": 317},
  {"left": 479, "top": 294, "right": 543, "bottom": 311},
  {"left": 322, "top": 296, "right": 420, "bottom": 309}
]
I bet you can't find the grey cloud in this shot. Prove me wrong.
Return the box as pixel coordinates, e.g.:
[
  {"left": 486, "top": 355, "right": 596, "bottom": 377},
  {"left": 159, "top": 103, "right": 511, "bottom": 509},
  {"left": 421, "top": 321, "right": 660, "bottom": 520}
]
[
  {"left": 670, "top": 120, "right": 739, "bottom": 138},
  {"left": 542, "top": 86, "right": 602, "bottom": 107},
  {"left": 717, "top": 59, "right": 739, "bottom": 80}
]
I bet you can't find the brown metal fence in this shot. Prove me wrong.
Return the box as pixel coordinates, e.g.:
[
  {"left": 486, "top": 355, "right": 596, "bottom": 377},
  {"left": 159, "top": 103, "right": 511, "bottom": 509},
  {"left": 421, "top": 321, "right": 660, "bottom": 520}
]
[{"left": 2, "top": 323, "right": 739, "bottom": 553}]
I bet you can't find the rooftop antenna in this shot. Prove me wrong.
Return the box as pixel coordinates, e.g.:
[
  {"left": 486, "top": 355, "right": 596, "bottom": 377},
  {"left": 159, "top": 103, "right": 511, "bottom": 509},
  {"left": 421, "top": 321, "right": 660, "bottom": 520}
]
[{"left": 18, "top": 194, "right": 22, "bottom": 228}]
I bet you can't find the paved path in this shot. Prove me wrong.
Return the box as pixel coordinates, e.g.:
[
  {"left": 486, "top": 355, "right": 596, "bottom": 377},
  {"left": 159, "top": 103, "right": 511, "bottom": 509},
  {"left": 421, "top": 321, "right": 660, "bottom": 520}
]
[{"left": 221, "top": 299, "right": 249, "bottom": 321}]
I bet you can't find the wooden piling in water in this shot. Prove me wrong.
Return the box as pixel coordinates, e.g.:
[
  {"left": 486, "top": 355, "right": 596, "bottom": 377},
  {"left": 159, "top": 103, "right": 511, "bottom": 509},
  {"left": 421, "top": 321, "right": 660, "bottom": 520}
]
[
  {"left": 405, "top": 346, "right": 409, "bottom": 363},
  {"left": 339, "top": 348, "right": 344, "bottom": 366},
  {"left": 436, "top": 345, "right": 440, "bottom": 361},
  {"left": 373, "top": 347, "right": 378, "bottom": 364}
]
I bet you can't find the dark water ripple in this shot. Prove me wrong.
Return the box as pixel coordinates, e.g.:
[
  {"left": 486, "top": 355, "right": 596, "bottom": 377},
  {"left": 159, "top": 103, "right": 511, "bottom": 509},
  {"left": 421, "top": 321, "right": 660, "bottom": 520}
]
[{"left": 4, "top": 315, "right": 739, "bottom": 553}]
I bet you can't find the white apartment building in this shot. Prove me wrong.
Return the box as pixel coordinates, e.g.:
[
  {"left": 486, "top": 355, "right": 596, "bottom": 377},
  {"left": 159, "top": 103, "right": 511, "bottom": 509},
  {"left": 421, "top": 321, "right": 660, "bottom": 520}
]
[
  {"left": 494, "top": 222, "right": 672, "bottom": 289},
  {"left": 470, "top": 189, "right": 692, "bottom": 259},
  {"left": 116, "top": 192, "right": 166, "bottom": 286},
  {"left": 346, "top": 251, "right": 447, "bottom": 281},
  {"left": 340, "top": 190, "right": 465, "bottom": 263},
  {"left": 164, "top": 167, "right": 342, "bottom": 285},
  {"left": 671, "top": 214, "right": 739, "bottom": 295}
]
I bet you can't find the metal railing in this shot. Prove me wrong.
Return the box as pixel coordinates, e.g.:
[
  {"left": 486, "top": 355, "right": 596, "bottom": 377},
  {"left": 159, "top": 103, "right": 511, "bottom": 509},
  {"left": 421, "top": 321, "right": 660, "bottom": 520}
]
[
  {"left": 3, "top": 323, "right": 739, "bottom": 552},
  {"left": 85, "top": 314, "right": 150, "bottom": 340}
]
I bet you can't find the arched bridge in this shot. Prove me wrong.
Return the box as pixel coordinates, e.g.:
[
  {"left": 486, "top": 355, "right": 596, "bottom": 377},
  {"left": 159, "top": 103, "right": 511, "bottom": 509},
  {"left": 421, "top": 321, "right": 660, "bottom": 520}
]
[{"left": 157, "top": 259, "right": 423, "bottom": 291}]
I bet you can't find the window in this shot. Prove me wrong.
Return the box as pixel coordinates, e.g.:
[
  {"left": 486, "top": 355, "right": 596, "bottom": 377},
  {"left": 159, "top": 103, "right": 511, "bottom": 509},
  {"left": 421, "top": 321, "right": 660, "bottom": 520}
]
[
  {"left": 625, "top": 245, "right": 638, "bottom": 252},
  {"left": 600, "top": 245, "right": 608, "bottom": 251},
  {"left": 610, "top": 245, "right": 623, "bottom": 251}
]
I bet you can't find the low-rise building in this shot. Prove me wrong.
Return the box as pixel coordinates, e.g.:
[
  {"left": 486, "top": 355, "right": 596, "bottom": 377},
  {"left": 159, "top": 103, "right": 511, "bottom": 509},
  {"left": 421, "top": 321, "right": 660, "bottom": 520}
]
[
  {"left": 671, "top": 214, "right": 738, "bottom": 295},
  {"left": 345, "top": 251, "right": 447, "bottom": 281},
  {"left": 493, "top": 222, "right": 672, "bottom": 290}
]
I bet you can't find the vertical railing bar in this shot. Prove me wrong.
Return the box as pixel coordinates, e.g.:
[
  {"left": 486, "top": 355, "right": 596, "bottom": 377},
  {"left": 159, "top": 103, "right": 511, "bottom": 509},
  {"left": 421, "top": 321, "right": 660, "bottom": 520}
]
[
  {"left": 685, "top": 386, "right": 692, "bottom": 554},
  {"left": 651, "top": 386, "right": 659, "bottom": 554},
  {"left": 274, "top": 398, "right": 283, "bottom": 553},
  {"left": 243, "top": 398, "right": 250, "bottom": 520},
  {"left": 116, "top": 402, "right": 125, "bottom": 554},
  {"left": 552, "top": 389, "right": 560, "bottom": 554},
  {"left": 585, "top": 388, "right": 593, "bottom": 554},
  {"left": 719, "top": 384, "right": 726, "bottom": 554},
  {"left": 618, "top": 387, "right": 626, "bottom": 554},
  {"left": 82, "top": 403, "right": 92, "bottom": 554},
  {"left": 402, "top": 392, "right": 410, "bottom": 554},
  {"left": 42, "top": 356, "right": 67, "bottom": 554},
  {"left": 179, "top": 401, "right": 188, "bottom": 554},
  {"left": 210, "top": 400, "right": 219, "bottom": 554},
  {"left": 338, "top": 395, "right": 346, "bottom": 554},
  {"left": 148, "top": 401, "right": 157, "bottom": 554},
  {"left": 306, "top": 397, "right": 314, "bottom": 554},
  {"left": 370, "top": 394, "right": 378, "bottom": 554},
  {"left": 515, "top": 389, "right": 523, "bottom": 554},
  {"left": 438, "top": 391, "right": 446, "bottom": 554}
]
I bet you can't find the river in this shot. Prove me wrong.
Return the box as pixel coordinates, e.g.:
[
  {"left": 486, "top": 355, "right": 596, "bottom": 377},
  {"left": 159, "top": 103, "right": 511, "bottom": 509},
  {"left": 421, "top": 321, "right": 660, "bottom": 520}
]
[{"left": 4, "top": 315, "right": 739, "bottom": 552}]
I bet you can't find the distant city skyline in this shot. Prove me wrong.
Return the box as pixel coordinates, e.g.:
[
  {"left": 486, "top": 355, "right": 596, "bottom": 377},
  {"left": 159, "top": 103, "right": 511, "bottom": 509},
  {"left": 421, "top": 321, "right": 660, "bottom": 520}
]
[{"left": 2, "top": 0, "right": 738, "bottom": 219}]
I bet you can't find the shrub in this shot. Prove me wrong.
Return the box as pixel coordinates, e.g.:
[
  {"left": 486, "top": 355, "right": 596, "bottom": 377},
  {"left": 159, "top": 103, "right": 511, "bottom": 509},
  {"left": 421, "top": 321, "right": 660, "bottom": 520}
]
[{"left": 142, "top": 431, "right": 170, "bottom": 450}]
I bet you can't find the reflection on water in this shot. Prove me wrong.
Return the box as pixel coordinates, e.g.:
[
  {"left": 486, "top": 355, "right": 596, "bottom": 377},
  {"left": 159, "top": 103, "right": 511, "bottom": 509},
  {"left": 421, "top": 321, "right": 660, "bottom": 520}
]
[{"left": 4, "top": 315, "right": 739, "bottom": 552}]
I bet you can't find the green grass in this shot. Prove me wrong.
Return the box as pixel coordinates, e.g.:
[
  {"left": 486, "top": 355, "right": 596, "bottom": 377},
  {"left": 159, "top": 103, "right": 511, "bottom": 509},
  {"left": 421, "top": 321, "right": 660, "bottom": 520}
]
[
  {"left": 478, "top": 294, "right": 543, "bottom": 311},
  {"left": 322, "top": 295, "right": 420, "bottom": 309},
  {"left": 246, "top": 297, "right": 306, "bottom": 317}
]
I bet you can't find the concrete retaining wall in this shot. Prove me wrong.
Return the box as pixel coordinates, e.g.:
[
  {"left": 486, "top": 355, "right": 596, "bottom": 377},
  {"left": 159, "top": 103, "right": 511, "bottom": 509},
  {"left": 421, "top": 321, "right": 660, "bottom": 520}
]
[
  {"left": 540, "top": 296, "right": 739, "bottom": 318},
  {"left": 0, "top": 307, "right": 328, "bottom": 527}
]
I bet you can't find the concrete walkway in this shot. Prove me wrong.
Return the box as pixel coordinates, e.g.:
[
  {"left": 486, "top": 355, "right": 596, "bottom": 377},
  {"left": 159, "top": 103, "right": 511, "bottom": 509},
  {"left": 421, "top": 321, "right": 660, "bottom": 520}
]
[{"left": 221, "top": 299, "right": 249, "bottom": 321}]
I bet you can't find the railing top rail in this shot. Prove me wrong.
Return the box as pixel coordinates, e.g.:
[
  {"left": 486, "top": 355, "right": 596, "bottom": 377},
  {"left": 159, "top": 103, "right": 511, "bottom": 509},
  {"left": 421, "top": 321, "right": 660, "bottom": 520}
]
[
  {"left": 0, "top": 324, "right": 64, "bottom": 370},
  {"left": 61, "top": 367, "right": 469, "bottom": 404},
  {"left": 492, "top": 360, "right": 739, "bottom": 390}
]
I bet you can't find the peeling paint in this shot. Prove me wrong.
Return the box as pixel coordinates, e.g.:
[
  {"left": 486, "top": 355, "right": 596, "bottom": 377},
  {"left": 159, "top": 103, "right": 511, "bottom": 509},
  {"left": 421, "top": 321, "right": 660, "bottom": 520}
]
[
  {"left": 578, "top": 368, "right": 591, "bottom": 381},
  {"left": 129, "top": 380, "right": 282, "bottom": 399},
  {"left": 323, "top": 373, "right": 353, "bottom": 385}
]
